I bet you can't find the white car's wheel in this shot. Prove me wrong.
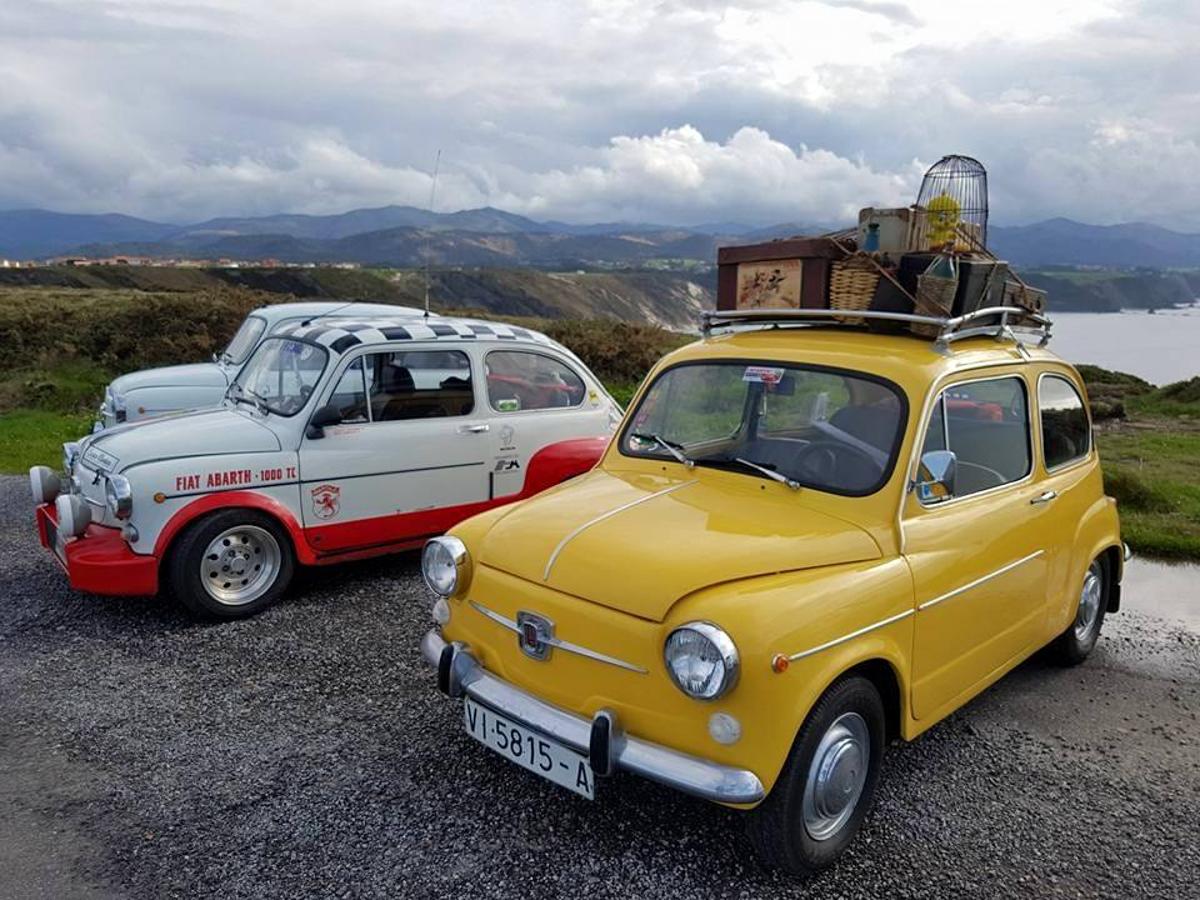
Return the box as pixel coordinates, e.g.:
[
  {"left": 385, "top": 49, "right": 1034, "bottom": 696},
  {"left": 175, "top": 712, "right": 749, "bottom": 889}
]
[{"left": 169, "top": 510, "right": 295, "bottom": 619}]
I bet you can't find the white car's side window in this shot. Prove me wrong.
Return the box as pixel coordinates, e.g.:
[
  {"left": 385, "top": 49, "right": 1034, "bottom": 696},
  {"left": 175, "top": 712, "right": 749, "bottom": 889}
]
[
  {"left": 346, "top": 349, "right": 477, "bottom": 422},
  {"left": 485, "top": 350, "right": 586, "bottom": 413},
  {"left": 327, "top": 358, "right": 369, "bottom": 423}
]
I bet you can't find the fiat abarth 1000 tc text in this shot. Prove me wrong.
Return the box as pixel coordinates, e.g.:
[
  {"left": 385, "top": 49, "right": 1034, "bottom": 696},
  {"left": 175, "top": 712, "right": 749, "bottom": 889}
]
[
  {"left": 419, "top": 307, "right": 1125, "bottom": 875},
  {"left": 31, "top": 315, "right": 621, "bottom": 618},
  {"left": 93, "top": 300, "right": 425, "bottom": 431}
]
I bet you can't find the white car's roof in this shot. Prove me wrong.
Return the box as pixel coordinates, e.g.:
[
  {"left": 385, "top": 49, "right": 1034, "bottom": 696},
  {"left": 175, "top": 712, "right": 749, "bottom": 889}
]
[
  {"left": 254, "top": 301, "right": 427, "bottom": 323},
  {"left": 276, "top": 316, "right": 561, "bottom": 356}
]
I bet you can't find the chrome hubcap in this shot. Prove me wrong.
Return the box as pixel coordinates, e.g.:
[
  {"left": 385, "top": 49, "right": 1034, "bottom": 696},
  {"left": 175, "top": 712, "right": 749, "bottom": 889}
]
[
  {"left": 1074, "top": 561, "right": 1103, "bottom": 642},
  {"left": 201, "top": 525, "right": 280, "bottom": 606},
  {"left": 802, "top": 711, "right": 870, "bottom": 841}
]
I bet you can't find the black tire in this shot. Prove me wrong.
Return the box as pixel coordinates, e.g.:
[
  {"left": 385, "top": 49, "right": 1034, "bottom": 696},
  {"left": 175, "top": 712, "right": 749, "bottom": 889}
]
[
  {"left": 168, "top": 509, "right": 295, "bottom": 620},
  {"left": 746, "top": 675, "right": 885, "bottom": 875},
  {"left": 1052, "top": 556, "right": 1108, "bottom": 665}
]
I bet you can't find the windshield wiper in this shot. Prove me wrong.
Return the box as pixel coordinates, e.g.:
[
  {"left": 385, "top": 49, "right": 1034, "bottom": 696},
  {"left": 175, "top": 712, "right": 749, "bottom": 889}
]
[
  {"left": 729, "top": 457, "right": 801, "bottom": 490},
  {"left": 631, "top": 432, "right": 694, "bottom": 469},
  {"left": 230, "top": 382, "right": 269, "bottom": 414}
]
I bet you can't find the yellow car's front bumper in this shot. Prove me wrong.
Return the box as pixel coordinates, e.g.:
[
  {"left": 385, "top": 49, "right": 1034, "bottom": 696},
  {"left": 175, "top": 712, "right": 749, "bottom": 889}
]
[{"left": 421, "top": 629, "right": 765, "bottom": 805}]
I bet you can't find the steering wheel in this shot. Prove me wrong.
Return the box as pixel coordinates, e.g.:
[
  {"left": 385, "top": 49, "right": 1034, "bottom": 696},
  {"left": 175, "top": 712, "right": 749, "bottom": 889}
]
[{"left": 794, "top": 440, "right": 880, "bottom": 484}]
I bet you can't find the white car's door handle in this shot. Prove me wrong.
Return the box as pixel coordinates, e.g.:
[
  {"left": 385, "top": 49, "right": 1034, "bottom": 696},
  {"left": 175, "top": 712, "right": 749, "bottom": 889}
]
[
  {"left": 458, "top": 423, "right": 490, "bottom": 434},
  {"left": 1030, "top": 490, "right": 1058, "bottom": 505}
]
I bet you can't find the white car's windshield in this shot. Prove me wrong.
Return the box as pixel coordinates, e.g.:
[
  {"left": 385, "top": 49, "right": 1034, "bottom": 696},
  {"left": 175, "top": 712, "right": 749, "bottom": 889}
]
[
  {"left": 622, "top": 361, "right": 906, "bottom": 496},
  {"left": 221, "top": 315, "right": 268, "bottom": 365},
  {"left": 231, "top": 337, "right": 328, "bottom": 417}
]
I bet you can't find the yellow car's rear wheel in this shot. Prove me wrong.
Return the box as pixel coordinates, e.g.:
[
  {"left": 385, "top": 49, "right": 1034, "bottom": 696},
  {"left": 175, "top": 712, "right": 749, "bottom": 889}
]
[{"left": 1053, "top": 557, "right": 1109, "bottom": 665}]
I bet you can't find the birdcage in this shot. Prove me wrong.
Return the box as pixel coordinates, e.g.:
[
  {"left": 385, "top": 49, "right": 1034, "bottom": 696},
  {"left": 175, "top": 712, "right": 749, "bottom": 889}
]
[{"left": 915, "top": 155, "right": 989, "bottom": 251}]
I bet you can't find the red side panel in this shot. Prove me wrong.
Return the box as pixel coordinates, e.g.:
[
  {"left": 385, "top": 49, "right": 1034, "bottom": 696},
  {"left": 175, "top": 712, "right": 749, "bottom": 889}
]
[
  {"left": 302, "top": 498, "right": 499, "bottom": 559},
  {"left": 520, "top": 436, "right": 609, "bottom": 497}
]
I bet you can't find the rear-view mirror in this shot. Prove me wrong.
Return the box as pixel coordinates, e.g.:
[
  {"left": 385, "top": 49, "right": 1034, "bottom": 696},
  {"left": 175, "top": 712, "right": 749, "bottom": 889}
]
[
  {"left": 915, "top": 450, "right": 957, "bottom": 504},
  {"left": 306, "top": 404, "right": 342, "bottom": 440}
]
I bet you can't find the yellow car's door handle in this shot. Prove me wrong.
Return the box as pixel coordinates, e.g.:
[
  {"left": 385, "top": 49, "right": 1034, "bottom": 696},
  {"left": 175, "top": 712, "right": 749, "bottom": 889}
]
[{"left": 1030, "top": 490, "right": 1058, "bottom": 505}]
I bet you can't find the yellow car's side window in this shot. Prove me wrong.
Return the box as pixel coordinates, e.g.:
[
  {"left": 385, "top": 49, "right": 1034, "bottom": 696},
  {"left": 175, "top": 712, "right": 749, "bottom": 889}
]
[{"left": 920, "top": 376, "right": 1032, "bottom": 501}]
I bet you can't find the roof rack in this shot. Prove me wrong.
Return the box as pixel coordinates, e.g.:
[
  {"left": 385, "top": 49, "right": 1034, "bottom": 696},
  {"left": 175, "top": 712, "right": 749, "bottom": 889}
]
[{"left": 700, "top": 306, "right": 1052, "bottom": 351}]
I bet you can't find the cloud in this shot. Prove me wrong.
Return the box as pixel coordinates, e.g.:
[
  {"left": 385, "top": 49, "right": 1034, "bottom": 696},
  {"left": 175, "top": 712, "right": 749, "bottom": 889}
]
[
  {"left": 507, "top": 125, "right": 920, "bottom": 224},
  {"left": 0, "top": 0, "right": 1197, "bottom": 228}
]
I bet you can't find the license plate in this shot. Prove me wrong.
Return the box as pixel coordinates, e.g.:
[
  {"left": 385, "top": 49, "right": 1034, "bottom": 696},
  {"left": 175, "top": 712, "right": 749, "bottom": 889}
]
[
  {"left": 46, "top": 518, "right": 67, "bottom": 564},
  {"left": 464, "top": 697, "right": 595, "bottom": 800}
]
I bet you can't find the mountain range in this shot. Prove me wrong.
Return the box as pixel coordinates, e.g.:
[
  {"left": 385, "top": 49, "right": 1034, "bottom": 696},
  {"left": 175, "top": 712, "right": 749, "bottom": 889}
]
[{"left": 4, "top": 206, "right": 1200, "bottom": 269}]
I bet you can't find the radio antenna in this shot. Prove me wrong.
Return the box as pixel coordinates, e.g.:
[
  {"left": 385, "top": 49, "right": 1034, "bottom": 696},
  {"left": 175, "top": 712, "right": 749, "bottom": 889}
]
[{"left": 423, "top": 149, "right": 441, "bottom": 319}]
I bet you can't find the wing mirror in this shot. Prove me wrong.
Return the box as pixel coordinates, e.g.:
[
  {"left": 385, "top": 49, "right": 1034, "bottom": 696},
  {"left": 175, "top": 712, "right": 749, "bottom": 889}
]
[
  {"left": 305, "top": 404, "right": 342, "bottom": 440},
  {"left": 915, "top": 450, "right": 957, "bottom": 504}
]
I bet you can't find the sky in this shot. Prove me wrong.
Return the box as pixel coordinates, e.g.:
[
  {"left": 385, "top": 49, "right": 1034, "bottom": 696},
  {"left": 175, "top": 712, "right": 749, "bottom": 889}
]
[{"left": 1, "top": 0, "right": 1197, "bottom": 228}]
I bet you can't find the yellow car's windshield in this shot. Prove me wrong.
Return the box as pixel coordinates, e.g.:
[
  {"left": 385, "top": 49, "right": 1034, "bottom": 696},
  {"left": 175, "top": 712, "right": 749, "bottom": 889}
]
[{"left": 621, "top": 361, "right": 907, "bottom": 496}]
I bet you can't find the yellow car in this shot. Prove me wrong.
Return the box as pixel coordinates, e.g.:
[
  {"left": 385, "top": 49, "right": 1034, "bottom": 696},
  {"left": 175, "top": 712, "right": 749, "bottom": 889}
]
[{"left": 418, "top": 308, "right": 1124, "bottom": 874}]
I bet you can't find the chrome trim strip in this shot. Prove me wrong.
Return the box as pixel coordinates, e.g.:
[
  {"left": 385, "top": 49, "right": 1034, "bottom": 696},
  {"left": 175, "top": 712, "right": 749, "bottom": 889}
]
[
  {"left": 469, "top": 601, "right": 649, "bottom": 674},
  {"left": 542, "top": 479, "right": 697, "bottom": 580},
  {"left": 786, "top": 609, "right": 914, "bottom": 663},
  {"left": 916, "top": 550, "right": 1045, "bottom": 612},
  {"left": 421, "top": 630, "right": 763, "bottom": 804}
]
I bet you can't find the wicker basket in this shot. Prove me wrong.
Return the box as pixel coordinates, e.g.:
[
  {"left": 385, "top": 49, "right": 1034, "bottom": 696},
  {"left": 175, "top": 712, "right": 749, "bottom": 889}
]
[
  {"left": 829, "top": 254, "right": 879, "bottom": 324},
  {"left": 912, "top": 260, "right": 958, "bottom": 337}
]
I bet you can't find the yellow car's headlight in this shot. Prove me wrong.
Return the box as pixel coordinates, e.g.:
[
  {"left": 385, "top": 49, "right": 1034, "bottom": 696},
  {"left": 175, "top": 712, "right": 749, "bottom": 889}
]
[
  {"left": 664, "top": 622, "right": 739, "bottom": 701},
  {"left": 422, "top": 536, "right": 470, "bottom": 598}
]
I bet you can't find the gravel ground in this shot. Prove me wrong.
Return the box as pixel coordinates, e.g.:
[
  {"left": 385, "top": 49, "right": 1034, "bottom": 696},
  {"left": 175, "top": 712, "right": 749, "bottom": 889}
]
[{"left": 2, "top": 473, "right": 1198, "bottom": 899}]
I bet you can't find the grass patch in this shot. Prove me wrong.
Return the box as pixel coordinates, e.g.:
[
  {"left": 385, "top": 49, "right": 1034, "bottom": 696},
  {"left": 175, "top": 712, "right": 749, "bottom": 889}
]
[
  {"left": 1096, "top": 422, "right": 1200, "bottom": 560},
  {"left": 0, "top": 410, "right": 94, "bottom": 473},
  {"left": 0, "top": 359, "right": 112, "bottom": 413}
]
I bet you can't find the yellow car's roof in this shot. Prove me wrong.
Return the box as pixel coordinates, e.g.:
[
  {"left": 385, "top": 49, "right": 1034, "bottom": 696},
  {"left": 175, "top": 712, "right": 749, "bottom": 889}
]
[{"left": 663, "top": 327, "right": 1069, "bottom": 398}]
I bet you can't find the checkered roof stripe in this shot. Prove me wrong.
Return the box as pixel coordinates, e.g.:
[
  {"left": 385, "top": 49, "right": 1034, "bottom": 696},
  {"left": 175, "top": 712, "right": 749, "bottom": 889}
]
[{"left": 276, "top": 317, "right": 560, "bottom": 356}]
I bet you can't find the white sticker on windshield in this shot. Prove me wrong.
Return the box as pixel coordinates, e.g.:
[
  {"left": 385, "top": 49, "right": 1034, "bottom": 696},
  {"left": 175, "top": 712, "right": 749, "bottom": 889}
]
[{"left": 743, "top": 366, "right": 785, "bottom": 385}]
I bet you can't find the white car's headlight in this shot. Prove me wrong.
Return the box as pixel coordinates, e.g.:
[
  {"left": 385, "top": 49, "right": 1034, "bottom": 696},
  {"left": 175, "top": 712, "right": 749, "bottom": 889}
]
[
  {"left": 105, "top": 474, "right": 133, "bottom": 520},
  {"left": 62, "top": 441, "right": 81, "bottom": 474},
  {"left": 422, "top": 536, "right": 470, "bottom": 597},
  {"left": 29, "top": 465, "right": 62, "bottom": 505},
  {"left": 664, "top": 622, "right": 740, "bottom": 701},
  {"left": 55, "top": 492, "right": 92, "bottom": 538}
]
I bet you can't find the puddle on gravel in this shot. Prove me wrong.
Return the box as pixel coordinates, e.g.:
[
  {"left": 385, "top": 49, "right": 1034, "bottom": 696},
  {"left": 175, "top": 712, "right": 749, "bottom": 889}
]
[{"left": 1122, "top": 556, "right": 1200, "bottom": 630}]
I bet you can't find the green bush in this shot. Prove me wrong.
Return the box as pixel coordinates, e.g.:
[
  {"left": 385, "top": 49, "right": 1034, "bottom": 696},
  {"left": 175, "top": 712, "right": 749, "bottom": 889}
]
[
  {"left": 538, "top": 320, "right": 690, "bottom": 385},
  {"left": 1075, "top": 364, "right": 1153, "bottom": 392},
  {"left": 1103, "top": 466, "right": 1174, "bottom": 513},
  {"left": 0, "top": 286, "right": 284, "bottom": 377}
]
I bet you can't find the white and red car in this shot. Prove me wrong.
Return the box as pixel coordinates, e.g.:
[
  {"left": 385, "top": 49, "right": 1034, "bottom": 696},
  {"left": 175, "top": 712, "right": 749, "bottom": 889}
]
[{"left": 32, "top": 314, "right": 619, "bottom": 618}]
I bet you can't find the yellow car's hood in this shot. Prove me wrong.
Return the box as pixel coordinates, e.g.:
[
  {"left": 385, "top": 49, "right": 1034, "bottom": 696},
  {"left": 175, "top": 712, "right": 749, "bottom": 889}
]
[{"left": 479, "top": 469, "right": 881, "bottom": 622}]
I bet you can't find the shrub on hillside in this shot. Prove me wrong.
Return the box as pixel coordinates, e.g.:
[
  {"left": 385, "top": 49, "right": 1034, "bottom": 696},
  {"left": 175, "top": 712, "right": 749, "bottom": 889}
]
[
  {"left": 0, "top": 286, "right": 283, "bottom": 375},
  {"left": 1103, "top": 467, "right": 1173, "bottom": 513},
  {"left": 1156, "top": 376, "right": 1200, "bottom": 405},
  {"left": 539, "top": 319, "right": 690, "bottom": 385}
]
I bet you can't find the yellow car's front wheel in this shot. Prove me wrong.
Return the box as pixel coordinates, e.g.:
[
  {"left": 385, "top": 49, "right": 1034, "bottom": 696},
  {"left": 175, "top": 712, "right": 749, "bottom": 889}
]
[{"left": 746, "top": 675, "right": 885, "bottom": 875}]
